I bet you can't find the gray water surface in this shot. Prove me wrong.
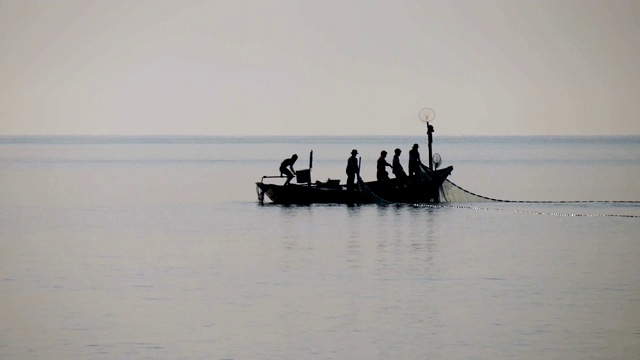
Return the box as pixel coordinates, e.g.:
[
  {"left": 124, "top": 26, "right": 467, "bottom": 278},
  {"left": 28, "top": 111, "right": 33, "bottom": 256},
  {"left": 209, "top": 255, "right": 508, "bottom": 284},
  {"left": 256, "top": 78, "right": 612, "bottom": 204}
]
[{"left": 1, "top": 136, "right": 639, "bottom": 359}]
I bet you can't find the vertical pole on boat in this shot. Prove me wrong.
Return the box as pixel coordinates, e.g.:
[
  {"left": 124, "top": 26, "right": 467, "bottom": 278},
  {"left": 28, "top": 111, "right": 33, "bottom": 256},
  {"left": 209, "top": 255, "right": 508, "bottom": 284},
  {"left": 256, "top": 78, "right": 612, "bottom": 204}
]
[
  {"left": 427, "top": 122, "right": 434, "bottom": 170},
  {"left": 308, "top": 150, "right": 313, "bottom": 186},
  {"left": 309, "top": 150, "right": 313, "bottom": 170}
]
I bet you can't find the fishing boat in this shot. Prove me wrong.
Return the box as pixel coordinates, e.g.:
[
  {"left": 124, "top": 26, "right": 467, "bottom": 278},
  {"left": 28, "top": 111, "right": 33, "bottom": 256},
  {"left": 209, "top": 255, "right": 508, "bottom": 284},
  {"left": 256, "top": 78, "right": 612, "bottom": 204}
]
[
  {"left": 256, "top": 108, "right": 454, "bottom": 205},
  {"left": 256, "top": 165, "right": 453, "bottom": 205}
]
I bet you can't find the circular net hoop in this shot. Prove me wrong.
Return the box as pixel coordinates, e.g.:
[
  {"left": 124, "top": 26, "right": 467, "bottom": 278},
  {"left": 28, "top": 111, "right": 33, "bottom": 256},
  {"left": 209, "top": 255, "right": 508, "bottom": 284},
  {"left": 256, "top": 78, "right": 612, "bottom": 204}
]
[{"left": 418, "top": 108, "right": 436, "bottom": 123}]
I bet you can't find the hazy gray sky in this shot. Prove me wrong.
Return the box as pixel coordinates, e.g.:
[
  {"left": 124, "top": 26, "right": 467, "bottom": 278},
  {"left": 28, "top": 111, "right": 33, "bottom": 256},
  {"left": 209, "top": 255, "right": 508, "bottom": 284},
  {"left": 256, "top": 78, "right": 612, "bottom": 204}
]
[{"left": 1, "top": 0, "right": 639, "bottom": 136}]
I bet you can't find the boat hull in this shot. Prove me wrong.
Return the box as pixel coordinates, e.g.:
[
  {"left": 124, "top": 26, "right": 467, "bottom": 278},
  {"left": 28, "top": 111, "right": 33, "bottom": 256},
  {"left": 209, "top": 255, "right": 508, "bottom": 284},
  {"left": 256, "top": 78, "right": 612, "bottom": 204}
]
[{"left": 257, "top": 166, "right": 453, "bottom": 205}]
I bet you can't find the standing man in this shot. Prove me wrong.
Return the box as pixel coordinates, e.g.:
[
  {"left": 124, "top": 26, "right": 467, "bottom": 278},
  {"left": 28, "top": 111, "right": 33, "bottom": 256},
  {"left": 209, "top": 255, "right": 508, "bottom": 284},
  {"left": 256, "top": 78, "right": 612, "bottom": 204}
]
[
  {"left": 392, "top": 148, "right": 408, "bottom": 187},
  {"left": 408, "top": 143, "right": 422, "bottom": 177},
  {"left": 346, "top": 149, "right": 359, "bottom": 192},
  {"left": 376, "top": 150, "right": 392, "bottom": 181}
]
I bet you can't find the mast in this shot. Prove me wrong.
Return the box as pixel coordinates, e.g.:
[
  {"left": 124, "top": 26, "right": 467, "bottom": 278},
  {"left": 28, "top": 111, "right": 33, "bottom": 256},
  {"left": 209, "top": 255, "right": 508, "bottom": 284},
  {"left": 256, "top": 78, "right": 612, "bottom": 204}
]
[{"left": 427, "top": 122, "right": 434, "bottom": 170}]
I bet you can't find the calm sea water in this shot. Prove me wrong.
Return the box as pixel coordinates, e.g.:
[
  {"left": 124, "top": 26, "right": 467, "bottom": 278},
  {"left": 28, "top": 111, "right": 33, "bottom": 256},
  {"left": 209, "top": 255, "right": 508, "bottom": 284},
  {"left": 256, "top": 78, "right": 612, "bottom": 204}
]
[{"left": 1, "top": 135, "right": 639, "bottom": 359}]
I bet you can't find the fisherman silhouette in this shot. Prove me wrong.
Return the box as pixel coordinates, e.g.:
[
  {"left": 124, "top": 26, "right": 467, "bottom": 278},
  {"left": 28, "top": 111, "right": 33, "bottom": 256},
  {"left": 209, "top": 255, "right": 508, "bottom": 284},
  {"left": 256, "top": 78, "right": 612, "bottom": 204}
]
[
  {"left": 346, "top": 149, "right": 359, "bottom": 192},
  {"left": 392, "top": 148, "right": 409, "bottom": 187},
  {"left": 279, "top": 154, "right": 298, "bottom": 185},
  {"left": 408, "top": 143, "right": 422, "bottom": 177},
  {"left": 376, "top": 150, "right": 392, "bottom": 181}
]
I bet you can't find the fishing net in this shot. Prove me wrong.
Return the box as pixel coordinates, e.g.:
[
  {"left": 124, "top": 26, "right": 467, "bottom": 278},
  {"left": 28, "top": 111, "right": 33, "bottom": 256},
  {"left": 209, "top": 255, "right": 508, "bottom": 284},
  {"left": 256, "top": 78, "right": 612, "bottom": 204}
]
[{"left": 439, "top": 179, "right": 494, "bottom": 203}]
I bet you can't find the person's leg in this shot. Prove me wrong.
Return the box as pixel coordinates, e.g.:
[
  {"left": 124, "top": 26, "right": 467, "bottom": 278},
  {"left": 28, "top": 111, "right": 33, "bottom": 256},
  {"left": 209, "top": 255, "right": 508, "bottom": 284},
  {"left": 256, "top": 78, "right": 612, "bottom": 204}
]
[{"left": 282, "top": 169, "right": 293, "bottom": 185}]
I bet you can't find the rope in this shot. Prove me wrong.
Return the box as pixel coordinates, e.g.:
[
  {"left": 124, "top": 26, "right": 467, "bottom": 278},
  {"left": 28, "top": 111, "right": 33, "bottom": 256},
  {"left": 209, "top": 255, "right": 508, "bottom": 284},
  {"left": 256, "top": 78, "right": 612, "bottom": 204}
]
[
  {"left": 360, "top": 177, "right": 640, "bottom": 218},
  {"left": 443, "top": 179, "right": 640, "bottom": 204}
]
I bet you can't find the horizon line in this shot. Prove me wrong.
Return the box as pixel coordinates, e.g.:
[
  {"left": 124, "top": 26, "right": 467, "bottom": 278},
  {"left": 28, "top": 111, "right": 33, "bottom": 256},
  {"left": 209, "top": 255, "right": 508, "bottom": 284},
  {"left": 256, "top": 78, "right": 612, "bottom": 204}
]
[{"left": 2, "top": 132, "right": 640, "bottom": 137}]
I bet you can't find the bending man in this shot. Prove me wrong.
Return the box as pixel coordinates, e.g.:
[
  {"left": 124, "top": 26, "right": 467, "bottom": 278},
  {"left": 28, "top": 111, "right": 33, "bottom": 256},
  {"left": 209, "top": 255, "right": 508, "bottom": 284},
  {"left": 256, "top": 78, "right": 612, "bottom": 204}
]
[{"left": 279, "top": 154, "right": 298, "bottom": 185}]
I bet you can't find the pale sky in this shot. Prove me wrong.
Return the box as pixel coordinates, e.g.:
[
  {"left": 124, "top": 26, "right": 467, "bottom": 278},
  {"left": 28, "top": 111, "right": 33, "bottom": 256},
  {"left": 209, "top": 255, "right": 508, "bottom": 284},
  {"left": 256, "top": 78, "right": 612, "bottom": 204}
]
[{"left": 1, "top": 0, "right": 639, "bottom": 136}]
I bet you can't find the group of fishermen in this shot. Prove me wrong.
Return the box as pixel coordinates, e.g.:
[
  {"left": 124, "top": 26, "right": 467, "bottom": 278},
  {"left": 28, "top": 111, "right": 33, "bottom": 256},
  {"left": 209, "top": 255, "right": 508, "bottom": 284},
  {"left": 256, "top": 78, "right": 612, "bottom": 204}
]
[{"left": 279, "top": 143, "right": 424, "bottom": 189}]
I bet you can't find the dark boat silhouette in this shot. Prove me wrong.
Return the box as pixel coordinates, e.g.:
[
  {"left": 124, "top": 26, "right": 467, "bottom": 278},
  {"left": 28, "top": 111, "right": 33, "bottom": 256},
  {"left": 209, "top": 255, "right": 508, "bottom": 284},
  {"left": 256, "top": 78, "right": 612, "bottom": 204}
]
[
  {"left": 256, "top": 164, "right": 453, "bottom": 205},
  {"left": 256, "top": 108, "right": 453, "bottom": 205}
]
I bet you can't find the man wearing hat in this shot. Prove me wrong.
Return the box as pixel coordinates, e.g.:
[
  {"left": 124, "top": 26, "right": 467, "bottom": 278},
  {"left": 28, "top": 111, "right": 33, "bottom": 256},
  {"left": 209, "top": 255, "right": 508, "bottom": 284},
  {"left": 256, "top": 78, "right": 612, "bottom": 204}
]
[
  {"left": 346, "top": 149, "right": 359, "bottom": 192},
  {"left": 408, "top": 143, "right": 422, "bottom": 177}
]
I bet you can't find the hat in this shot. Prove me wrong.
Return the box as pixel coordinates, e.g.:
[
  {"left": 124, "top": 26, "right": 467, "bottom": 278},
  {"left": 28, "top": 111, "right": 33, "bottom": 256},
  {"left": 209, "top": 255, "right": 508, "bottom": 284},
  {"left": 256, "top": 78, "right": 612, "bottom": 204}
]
[
  {"left": 413, "top": 143, "right": 419, "bottom": 148},
  {"left": 351, "top": 149, "right": 358, "bottom": 155}
]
